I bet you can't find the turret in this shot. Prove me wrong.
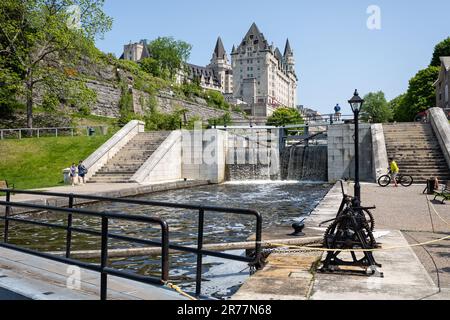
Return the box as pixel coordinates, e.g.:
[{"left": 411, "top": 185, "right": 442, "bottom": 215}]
[{"left": 284, "top": 39, "right": 295, "bottom": 73}]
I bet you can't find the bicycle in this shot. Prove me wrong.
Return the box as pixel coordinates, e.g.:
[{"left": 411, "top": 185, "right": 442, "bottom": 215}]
[{"left": 378, "top": 170, "right": 413, "bottom": 187}]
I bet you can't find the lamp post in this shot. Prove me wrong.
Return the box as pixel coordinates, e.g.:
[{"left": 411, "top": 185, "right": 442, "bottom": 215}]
[{"left": 348, "top": 89, "right": 365, "bottom": 205}]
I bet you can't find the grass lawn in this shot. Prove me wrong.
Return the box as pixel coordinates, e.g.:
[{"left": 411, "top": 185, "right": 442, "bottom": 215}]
[{"left": 0, "top": 135, "right": 111, "bottom": 190}]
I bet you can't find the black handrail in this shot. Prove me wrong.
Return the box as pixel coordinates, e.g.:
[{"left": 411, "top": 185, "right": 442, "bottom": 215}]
[
  {"left": 0, "top": 197, "right": 169, "bottom": 300},
  {"left": 0, "top": 188, "right": 263, "bottom": 298}
]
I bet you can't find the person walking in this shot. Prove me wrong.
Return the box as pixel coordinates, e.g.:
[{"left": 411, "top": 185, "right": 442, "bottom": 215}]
[
  {"left": 78, "top": 160, "right": 88, "bottom": 185},
  {"left": 390, "top": 158, "right": 400, "bottom": 187},
  {"left": 70, "top": 163, "right": 77, "bottom": 187}
]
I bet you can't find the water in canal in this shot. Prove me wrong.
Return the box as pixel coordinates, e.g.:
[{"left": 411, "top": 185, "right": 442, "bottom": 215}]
[{"left": 3, "top": 182, "right": 330, "bottom": 299}]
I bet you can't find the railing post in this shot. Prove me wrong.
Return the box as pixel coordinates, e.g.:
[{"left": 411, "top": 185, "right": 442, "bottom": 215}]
[
  {"left": 55, "top": 128, "right": 58, "bottom": 138},
  {"left": 4, "top": 190, "right": 11, "bottom": 243},
  {"left": 161, "top": 222, "right": 169, "bottom": 282},
  {"left": 37, "top": 129, "right": 40, "bottom": 139},
  {"left": 255, "top": 213, "right": 262, "bottom": 265},
  {"left": 65, "top": 194, "right": 74, "bottom": 258},
  {"left": 195, "top": 209, "right": 205, "bottom": 296},
  {"left": 100, "top": 215, "right": 109, "bottom": 300},
  {"left": 18, "top": 130, "right": 21, "bottom": 140}
]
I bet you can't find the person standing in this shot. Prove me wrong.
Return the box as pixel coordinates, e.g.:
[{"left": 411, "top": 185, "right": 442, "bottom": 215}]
[
  {"left": 334, "top": 104, "right": 342, "bottom": 122},
  {"left": 78, "top": 160, "right": 88, "bottom": 185},
  {"left": 390, "top": 158, "right": 400, "bottom": 187},
  {"left": 70, "top": 163, "right": 77, "bottom": 187}
]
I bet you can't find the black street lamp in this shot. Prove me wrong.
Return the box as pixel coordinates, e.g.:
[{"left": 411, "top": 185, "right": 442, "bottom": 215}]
[{"left": 348, "top": 89, "right": 365, "bottom": 205}]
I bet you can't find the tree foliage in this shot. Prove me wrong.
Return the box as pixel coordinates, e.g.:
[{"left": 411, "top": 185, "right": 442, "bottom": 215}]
[
  {"left": 391, "top": 66, "right": 439, "bottom": 122},
  {"left": 146, "top": 37, "right": 192, "bottom": 80},
  {"left": 388, "top": 93, "right": 407, "bottom": 122},
  {"left": 0, "top": 0, "right": 112, "bottom": 127},
  {"left": 266, "top": 107, "right": 304, "bottom": 126},
  {"left": 360, "top": 91, "right": 392, "bottom": 123},
  {"left": 430, "top": 37, "right": 450, "bottom": 67}
]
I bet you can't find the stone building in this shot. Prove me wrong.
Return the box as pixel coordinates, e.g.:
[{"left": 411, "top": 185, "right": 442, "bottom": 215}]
[
  {"left": 121, "top": 23, "right": 298, "bottom": 118},
  {"left": 120, "top": 40, "right": 150, "bottom": 62},
  {"left": 231, "top": 23, "right": 298, "bottom": 117},
  {"left": 177, "top": 37, "right": 233, "bottom": 93},
  {"left": 435, "top": 56, "right": 450, "bottom": 111}
]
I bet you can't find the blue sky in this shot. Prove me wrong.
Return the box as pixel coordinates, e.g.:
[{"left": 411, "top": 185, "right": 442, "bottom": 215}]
[{"left": 96, "top": 0, "right": 450, "bottom": 115}]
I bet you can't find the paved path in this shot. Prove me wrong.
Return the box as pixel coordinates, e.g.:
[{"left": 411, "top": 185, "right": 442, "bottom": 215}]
[
  {"left": 234, "top": 182, "right": 449, "bottom": 300},
  {"left": 360, "top": 184, "right": 450, "bottom": 299},
  {"left": 311, "top": 230, "right": 438, "bottom": 300}
]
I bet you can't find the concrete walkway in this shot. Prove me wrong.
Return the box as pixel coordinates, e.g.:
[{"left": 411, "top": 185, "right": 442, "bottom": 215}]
[
  {"left": 310, "top": 229, "right": 438, "bottom": 300},
  {"left": 234, "top": 182, "right": 450, "bottom": 300},
  {"left": 0, "top": 246, "right": 187, "bottom": 300},
  {"left": 0, "top": 180, "right": 209, "bottom": 214},
  {"left": 360, "top": 184, "right": 450, "bottom": 299}
]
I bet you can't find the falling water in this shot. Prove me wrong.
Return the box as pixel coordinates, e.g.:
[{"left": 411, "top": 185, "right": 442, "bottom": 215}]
[{"left": 280, "top": 145, "right": 328, "bottom": 182}]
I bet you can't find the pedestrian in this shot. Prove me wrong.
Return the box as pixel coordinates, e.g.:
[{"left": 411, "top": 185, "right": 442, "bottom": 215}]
[
  {"left": 389, "top": 158, "right": 400, "bottom": 187},
  {"left": 70, "top": 163, "right": 77, "bottom": 187},
  {"left": 78, "top": 160, "right": 88, "bottom": 185},
  {"left": 334, "top": 104, "right": 342, "bottom": 122}
]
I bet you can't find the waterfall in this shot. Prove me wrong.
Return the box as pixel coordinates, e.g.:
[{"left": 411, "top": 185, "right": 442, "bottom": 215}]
[
  {"left": 226, "top": 145, "right": 327, "bottom": 182},
  {"left": 280, "top": 145, "right": 328, "bottom": 182}
]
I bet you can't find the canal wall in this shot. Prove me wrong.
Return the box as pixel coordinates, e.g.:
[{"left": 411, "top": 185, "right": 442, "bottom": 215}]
[
  {"left": 128, "top": 129, "right": 229, "bottom": 184},
  {"left": 327, "top": 124, "right": 374, "bottom": 182}
]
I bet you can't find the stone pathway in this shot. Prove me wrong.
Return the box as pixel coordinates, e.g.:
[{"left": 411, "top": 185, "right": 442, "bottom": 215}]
[{"left": 234, "top": 182, "right": 450, "bottom": 300}]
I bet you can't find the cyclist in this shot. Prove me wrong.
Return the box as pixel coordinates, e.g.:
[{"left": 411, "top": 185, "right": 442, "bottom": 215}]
[{"left": 390, "top": 158, "right": 400, "bottom": 187}]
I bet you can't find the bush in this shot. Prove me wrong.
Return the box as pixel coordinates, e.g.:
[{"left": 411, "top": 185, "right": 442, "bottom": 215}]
[
  {"left": 266, "top": 107, "right": 304, "bottom": 126},
  {"left": 41, "top": 93, "right": 60, "bottom": 112},
  {"left": 205, "top": 90, "right": 230, "bottom": 110},
  {"left": 145, "top": 107, "right": 185, "bottom": 131},
  {"left": 118, "top": 83, "right": 136, "bottom": 126},
  {"left": 207, "top": 112, "right": 232, "bottom": 127}
]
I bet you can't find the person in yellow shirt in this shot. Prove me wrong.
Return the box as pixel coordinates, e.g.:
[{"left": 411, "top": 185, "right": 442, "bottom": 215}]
[{"left": 390, "top": 158, "right": 400, "bottom": 187}]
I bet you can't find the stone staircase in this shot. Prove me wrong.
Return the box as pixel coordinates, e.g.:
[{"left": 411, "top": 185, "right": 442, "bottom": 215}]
[
  {"left": 383, "top": 123, "right": 450, "bottom": 184},
  {"left": 88, "top": 132, "right": 170, "bottom": 183}
]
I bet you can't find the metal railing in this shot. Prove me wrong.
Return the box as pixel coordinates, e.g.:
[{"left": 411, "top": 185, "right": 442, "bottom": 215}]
[
  {"left": 0, "top": 189, "right": 263, "bottom": 299},
  {"left": 0, "top": 126, "right": 109, "bottom": 140}
]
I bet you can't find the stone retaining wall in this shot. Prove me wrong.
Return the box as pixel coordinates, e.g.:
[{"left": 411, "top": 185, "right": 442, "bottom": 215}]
[{"left": 429, "top": 107, "right": 450, "bottom": 170}]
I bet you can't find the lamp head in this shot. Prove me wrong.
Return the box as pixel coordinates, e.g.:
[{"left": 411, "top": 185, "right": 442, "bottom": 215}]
[{"left": 348, "top": 89, "right": 364, "bottom": 113}]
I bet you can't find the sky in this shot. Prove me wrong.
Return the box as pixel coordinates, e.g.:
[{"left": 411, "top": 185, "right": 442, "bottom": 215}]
[{"left": 95, "top": 0, "right": 450, "bottom": 115}]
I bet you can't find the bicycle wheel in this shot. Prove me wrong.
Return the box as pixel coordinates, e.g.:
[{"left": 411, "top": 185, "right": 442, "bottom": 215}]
[
  {"left": 378, "top": 175, "right": 391, "bottom": 187},
  {"left": 400, "top": 175, "right": 413, "bottom": 187}
]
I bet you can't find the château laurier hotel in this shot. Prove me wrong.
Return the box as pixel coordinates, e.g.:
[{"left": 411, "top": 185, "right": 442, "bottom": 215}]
[{"left": 122, "top": 23, "right": 298, "bottom": 117}]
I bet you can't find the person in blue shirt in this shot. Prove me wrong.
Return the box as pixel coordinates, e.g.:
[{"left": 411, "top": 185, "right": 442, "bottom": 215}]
[
  {"left": 77, "top": 160, "right": 88, "bottom": 185},
  {"left": 334, "top": 104, "right": 342, "bottom": 122}
]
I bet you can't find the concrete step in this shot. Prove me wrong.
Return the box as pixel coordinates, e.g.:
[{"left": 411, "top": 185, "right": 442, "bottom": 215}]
[{"left": 95, "top": 171, "right": 136, "bottom": 175}]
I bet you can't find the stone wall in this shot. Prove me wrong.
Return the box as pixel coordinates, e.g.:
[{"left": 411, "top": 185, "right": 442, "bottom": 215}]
[
  {"left": 328, "top": 123, "right": 374, "bottom": 183},
  {"left": 371, "top": 124, "right": 389, "bottom": 180},
  {"left": 429, "top": 107, "right": 450, "bottom": 170},
  {"left": 86, "top": 80, "right": 122, "bottom": 118},
  {"left": 156, "top": 95, "right": 245, "bottom": 121}
]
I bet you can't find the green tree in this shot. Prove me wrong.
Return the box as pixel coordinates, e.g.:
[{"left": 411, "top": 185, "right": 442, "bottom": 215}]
[
  {"left": 147, "top": 37, "right": 192, "bottom": 80},
  {"left": 430, "top": 37, "right": 450, "bottom": 67},
  {"left": 360, "top": 91, "right": 392, "bottom": 123},
  {"left": 140, "top": 57, "right": 163, "bottom": 78},
  {"left": 388, "top": 93, "right": 408, "bottom": 122},
  {"left": 0, "top": 0, "right": 112, "bottom": 128},
  {"left": 266, "top": 107, "right": 304, "bottom": 126},
  {"left": 392, "top": 67, "right": 439, "bottom": 122}
]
